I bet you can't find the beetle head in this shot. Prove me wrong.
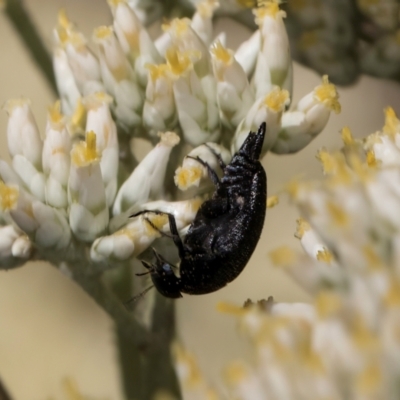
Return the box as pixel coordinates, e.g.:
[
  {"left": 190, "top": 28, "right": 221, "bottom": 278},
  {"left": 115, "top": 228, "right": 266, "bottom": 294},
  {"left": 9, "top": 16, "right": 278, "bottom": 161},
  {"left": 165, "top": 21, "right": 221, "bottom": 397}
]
[
  {"left": 239, "top": 122, "right": 266, "bottom": 161},
  {"left": 141, "top": 249, "right": 183, "bottom": 299}
]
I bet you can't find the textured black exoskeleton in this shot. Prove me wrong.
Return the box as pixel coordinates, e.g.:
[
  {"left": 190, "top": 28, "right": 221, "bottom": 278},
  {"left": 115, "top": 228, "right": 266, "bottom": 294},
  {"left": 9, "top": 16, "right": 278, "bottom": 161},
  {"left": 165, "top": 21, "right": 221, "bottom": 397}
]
[{"left": 132, "top": 122, "right": 267, "bottom": 298}]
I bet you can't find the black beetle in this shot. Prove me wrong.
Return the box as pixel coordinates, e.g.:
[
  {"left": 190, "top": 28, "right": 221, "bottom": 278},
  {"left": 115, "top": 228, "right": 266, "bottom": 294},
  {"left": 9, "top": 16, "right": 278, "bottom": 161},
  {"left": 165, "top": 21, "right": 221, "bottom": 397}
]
[{"left": 132, "top": 122, "right": 267, "bottom": 298}]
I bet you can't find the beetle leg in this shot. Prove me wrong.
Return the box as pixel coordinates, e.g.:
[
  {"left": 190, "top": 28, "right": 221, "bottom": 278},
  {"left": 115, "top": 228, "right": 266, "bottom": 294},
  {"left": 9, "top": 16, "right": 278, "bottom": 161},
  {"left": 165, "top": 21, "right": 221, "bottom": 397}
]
[
  {"left": 186, "top": 155, "right": 220, "bottom": 186},
  {"left": 203, "top": 143, "right": 227, "bottom": 170},
  {"left": 130, "top": 210, "right": 187, "bottom": 257}
]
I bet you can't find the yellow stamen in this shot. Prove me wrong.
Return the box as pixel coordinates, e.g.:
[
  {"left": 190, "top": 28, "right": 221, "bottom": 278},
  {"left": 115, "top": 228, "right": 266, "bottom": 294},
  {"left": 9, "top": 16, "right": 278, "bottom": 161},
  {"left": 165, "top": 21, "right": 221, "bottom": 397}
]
[
  {"left": 294, "top": 217, "right": 310, "bottom": 239},
  {"left": 266, "top": 195, "right": 279, "bottom": 208},
  {"left": 157, "top": 131, "right": 180, "bottom": 147},
  {"left": 93, "top": 25, "right": 113, "bottom": 40},
  {"left": 326, "top": 201, "right": 348, "bottom": 227},
  {"left": 210, "top": 41, "right": 232, "bottom": 65},
  {"left": 315, "top": 291, "right": 342, "bottom": 319},
  {"left": 196, "top": 0, "right": 219, "bottom": 18},
  {"left": 174, "top": 166, "right": 203, "bottom": 190},
  {"left": 264, "top": 87, "right": 290, "bottom": 112},
  {"left": 0, "top": 181, "right": 19, "bottom": 211},
  {"left": 254, "top": 0, "right": 286, "bottom": 24},
  {"left": 3, "top": 97, "right": 30, "bottom": 115},
  {"left": 384, "top": 280, "right": 400, "bottom": 307},
  {"left": 269, "top": 246, "right": 296, "bottom": 267},
  {"left": 70, "top": 131, "right": 100, "bottom": 167},
  {"left": 172, "top": 343, "right": 203, "bottom": 388},
  {"left": 48, "top": 100, "right": 64, "bottom": 125},
  {"left": 58, "top": 9, "right": 71, "bottom": 30},
  {"left": 70, "top": 98, "right": 86, "bottom": 134},
  {"left": 162, "top": 18, "right": 190, "bottom": 36},
  {"left": 314, "top": 75, "right": 341, "bottom": 114},
  {"left": 341, "top": 126, "right": 354, "bottom": 145},
  {"left": 316, "top": 149, "right": 336, "bottom": 174},
  {"left": 316, "top": 248, "right": 333, "bottom": 263},
  {"left": 383, "top": 106, "right": 399, "bottom": 138},
  {"left": 366, "top": 150, "right": 378, "bottom": 168},
  {"left": 146, "top": 63, "right": 170, "bottom": 82},
  {"left": 166, "top": 47, "right": 198, "bottom": 76},
  {"left": 351, "top": 317, "right": 380, "bottom": 351}
]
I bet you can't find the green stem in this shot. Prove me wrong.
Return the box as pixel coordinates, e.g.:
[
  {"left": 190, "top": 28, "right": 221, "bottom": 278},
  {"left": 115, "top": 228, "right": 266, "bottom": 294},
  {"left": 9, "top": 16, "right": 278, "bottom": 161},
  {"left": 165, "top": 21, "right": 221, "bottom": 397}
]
[
  {"left": 70, "top": 266, "right": 181, "bottom": 399},
  {"left": 0, "top": 377, "right": 13, "bottom": 400},
  {"left": 4, "top": 0, "right": 57, "bottom": 94}
]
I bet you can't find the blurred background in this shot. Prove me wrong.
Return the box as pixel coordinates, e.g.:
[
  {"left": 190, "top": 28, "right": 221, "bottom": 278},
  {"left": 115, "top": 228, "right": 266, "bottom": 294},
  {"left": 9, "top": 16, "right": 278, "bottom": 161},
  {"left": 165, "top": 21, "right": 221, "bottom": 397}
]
[{"left": 0, "top": 1, "right": 400, "bottom": 399}]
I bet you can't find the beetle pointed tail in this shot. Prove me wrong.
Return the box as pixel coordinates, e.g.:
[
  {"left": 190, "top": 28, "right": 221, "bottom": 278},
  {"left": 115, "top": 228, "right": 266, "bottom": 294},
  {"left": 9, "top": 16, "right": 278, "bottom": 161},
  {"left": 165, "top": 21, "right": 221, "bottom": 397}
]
[{"left": 239, "top": 122, "right": 266, "bottom": 161}]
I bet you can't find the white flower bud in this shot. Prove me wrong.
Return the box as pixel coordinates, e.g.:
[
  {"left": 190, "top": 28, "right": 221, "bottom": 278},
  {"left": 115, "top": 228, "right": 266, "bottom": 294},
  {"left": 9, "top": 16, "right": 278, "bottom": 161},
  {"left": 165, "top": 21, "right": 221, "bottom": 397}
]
[
  {"left": 68, "top": 132, "right": 109, "bottom": 242},
  {"left": 92, "top": 198, "right": 202, "bottom": 262},
  {"left": 232, "top": 87, "right": 290, "bottom": 154},
  {"left": 42, "top": 101, "right": 71, "bottom": 209},
  {"left": 175, "top": 142, "right": 231, "bottom": 191},
  {"left": 143, "top": 63, "right": 177, "bottom": 136},
  {"left": 272, "top": 75, "right": 341, "bottom": 154},
  {"left": 54, "top": 10, "right": 104, "bottom": 97},
  {"left": 93, "top": 26, "right": 143, "bottom": 130},
  {"left": 211, "top": 41, "right": 254, "bottom": 129},
  {"left": 0, "top": 225, "right": 31, "bottom": 267},
  {"left": 252, "top": 1, "right": 293, "bottom": 99},
  {"left": 191, "top": 0, "right": 219, "bottom": 46},
  {"left": 162, "top": 18, "right": 211, "bottom": 78},
  {"left": 53, "top": 48, "right": 81, "bottom": 115},
  {"left": 0, "top": 181, "right": 71, "bottom": 249},
  {"left": 109, "top": 0, "right": 162, "bottom": 88},
  {"left": 235, "top": 30, "right": 261, "bottom": 77},
  {"left": 84, "top": 92, "right": 119, "bottom": 206},
  {"left": 166, "top": 47, "right": 220, "bottom": 146},
  {"left": 4, "top": 98, "right": 45, "bottom": 202},
  {"left": 112, "top": 131, "right": 180, "bottom": 216}
]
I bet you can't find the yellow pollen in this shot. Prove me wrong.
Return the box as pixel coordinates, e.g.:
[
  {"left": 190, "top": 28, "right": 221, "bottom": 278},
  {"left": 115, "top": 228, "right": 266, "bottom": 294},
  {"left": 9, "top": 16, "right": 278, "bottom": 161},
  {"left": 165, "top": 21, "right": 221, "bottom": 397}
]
[
  {"left": 48, "top": 100, "right": 63, "bottom": 124},
  {"left": 294, "top": 218, "right": 310, "bottom": 239},
  {"left": 269, "top": 246, "right": 296, "bottom": 267},
  {"left": 254, "top": 0, "right": 286, "bottom": 24},
  {"left": 94, "top": 26, "right": 113, "bottom": 40},
  {"left": 315, "top": 291, "right": 342, "bottom": 319},
  {"left": 211, "top": 41, "right": 232, "bottom": 65},
  {"left": 158, "top": 130, "right": 180, "bottom": 147},
  {"left": 383, "top": 106, "right": 399, "bottom": 138},
  {"left": 267, "top": 195, "right": 279, "bottom": 208},
  {"left": 174, "top": 166, "right": 203, "bottom": 190},
  {"left": 314, "top": 75, "right": 341, "bottom": 114},
  {"left": 326, "top": 201, "right": 348, "bottom": 226},
  {"left": 144, "top": 214, "right": 169, "bottom": 236},
  {"left": 166, "top": 47, "right": 197, "bottom": 76},
  {"left": 146, "top": 63, "right": 170, "bottom": 82},
  {"left": 316, "top": 149, "right": 336, "bottom": 174},
  {"left": 264, "top": 87, "right": 290, "bottom": 112},
  {"left": 366, "top": 150, "right": 378, "bottom": 168},
  {"left": 71, "top": 98, "right": 86, "bottom": 133},
  {"left": 316, "top": 248, "right": 333, "bottom": 263},
  {"left": 0, "top": 181, "right": 19, "bottom": 211},
  {"left": 3, "top": 97, "right": 30, "bottom": 115},
  {"left": 341, "top": 126, "right": 354, "bottom": 145},
  {"left": 71, "top": 131, "right": 99, "bottom": 167},
  {"left": 351, "top": 316, "right": 380, "bottom": 351},
  {"left": 162, "top": 18, "right": 190, "bottom": 36}
]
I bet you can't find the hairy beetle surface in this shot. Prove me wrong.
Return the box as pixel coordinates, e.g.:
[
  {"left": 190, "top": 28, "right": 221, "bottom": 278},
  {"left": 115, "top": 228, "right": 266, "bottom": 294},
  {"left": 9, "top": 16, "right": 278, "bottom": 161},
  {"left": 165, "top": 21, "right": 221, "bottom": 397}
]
[{"left": 132, "top": 122, "right": 267, "bottom": 298}]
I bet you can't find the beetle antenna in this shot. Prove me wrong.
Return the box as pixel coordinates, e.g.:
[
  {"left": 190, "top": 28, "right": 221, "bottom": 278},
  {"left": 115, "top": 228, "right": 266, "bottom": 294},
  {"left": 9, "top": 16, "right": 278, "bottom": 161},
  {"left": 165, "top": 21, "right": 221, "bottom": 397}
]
[{"left": 125, "top": 285, "right": 154, "bottom": 307}]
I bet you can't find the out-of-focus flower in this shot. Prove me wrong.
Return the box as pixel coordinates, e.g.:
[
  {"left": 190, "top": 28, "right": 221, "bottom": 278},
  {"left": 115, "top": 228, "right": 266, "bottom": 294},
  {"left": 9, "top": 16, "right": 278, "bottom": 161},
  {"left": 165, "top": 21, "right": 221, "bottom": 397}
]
[{"left": 172, "top": 107, "right": 400, "bottom": 400}]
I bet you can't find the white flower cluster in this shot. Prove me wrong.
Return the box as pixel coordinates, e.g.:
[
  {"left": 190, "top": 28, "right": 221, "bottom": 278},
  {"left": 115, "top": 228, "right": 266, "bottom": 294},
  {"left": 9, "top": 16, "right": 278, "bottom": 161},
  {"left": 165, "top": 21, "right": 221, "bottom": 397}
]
[
  {"left": 0, "top": 0, "right": 339, "bottom": 271},
  {"left": 173, "top": 107, "right": 400, "bottom": 399}
]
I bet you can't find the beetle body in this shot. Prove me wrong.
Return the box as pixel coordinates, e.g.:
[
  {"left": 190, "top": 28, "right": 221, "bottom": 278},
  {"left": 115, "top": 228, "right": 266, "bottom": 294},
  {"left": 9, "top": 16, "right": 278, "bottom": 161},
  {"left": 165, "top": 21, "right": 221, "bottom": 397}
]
[{"left": 135, "top": 123, "right": 267, "bottom": 298}]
